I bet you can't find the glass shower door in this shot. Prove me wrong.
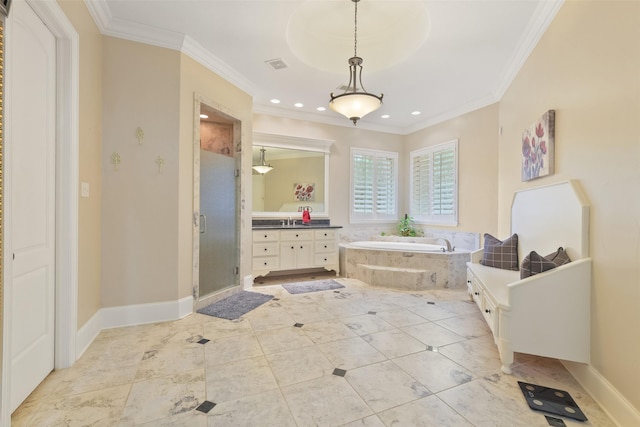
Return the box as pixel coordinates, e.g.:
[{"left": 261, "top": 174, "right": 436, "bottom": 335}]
[{"left": 199, "top": 149, "right": 237, "bottom": 296}]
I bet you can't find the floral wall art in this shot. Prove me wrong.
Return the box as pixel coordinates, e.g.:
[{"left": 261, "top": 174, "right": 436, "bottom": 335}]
[
  {"left": 294, "top": 183, "right": 315, "bottom": 201},
  {"left": 521, "top": 110, "right": 555, "bottom": 181}
]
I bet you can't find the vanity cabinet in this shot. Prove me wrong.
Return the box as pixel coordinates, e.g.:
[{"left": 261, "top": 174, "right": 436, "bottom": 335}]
[
  {"left": 313, "top": 229, "right": 339, "bottom": 268},
  {"left": 252, "top": 230, "right": 280, "bottom": 272},
  {"left": 279, "top": 230, "right": 314, "bottom": 270},
  {"left": 252, "top": 228, "right": 340, "bottom": 278}
]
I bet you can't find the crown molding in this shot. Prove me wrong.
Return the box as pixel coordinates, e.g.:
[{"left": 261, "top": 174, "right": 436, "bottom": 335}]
[
  {"left": 181, "top": 35, "right": 256, "bottom": 97},
  {"left": 106, "top": 17, "right": 184, "bottom": 51},
  {"left": 253, "top": 132, "right": 334, "bottom": 153},
  {"left": 86, "top": 0, "right": 184, "bottom": 52},
  {"left": 84, "top": 0, "right": 255, "bottom": 97},
  {"left": 492, "top": 0, "right": 564, "bottom": 99},
  {"left": 253, "top": 103, "right": 405, "bottom": 135},
  {"left": 401, "top": 93, "right": 501, "bottom": 136},
  {"left": 254, "top": 97, "right": 503, "bottom": 136},
  {"left": 84, "top": 0, "right": 111, "bottom": 34}
]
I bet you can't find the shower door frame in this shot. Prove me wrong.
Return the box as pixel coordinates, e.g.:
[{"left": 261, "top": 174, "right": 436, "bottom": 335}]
[{"left": 192, "top": 94, "right": 242, "bottom": 309}]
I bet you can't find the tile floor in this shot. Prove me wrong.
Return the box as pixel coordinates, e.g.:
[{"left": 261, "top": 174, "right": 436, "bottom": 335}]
[{"left": 12, "top": 276, "right": 616, "bottom": 426}]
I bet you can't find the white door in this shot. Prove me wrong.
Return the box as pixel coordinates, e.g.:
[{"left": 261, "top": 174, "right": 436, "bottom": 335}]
[{"left": 7, "top": 0, "right": 57, "bottom": 411}]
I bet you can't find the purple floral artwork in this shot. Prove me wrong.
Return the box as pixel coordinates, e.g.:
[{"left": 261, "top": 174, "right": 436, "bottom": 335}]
[
  {"left": 522, "top": 110, "right": 555, "bottom": 181},
  {"left": 294, "top": 183, "right": 315, "bottom": 201}
]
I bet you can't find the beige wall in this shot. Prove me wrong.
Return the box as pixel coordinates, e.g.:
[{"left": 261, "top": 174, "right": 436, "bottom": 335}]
[
  {"left": 498, "top": 0, "right": 640, "bottom": 416},
  {"left": 59, "top": 10, "right": 253, "bottom": 311},
  {"left": 404, "top": 104, "right": 499, "bottom": 237},
  {"left": 178, "top": 55, "right": 253, "bottom": 295},
  {"left": 58, "top": 0, "right": 102, "bottom": 327},
  {"left": 101, "top": 37, "right": 181, "bottom": 306}
]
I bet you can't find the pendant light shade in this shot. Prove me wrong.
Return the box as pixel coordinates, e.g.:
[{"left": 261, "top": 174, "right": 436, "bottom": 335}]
[
  {"left": 329, "top": 0, "right": 383, "bottom": 125},
  {"left": 252, "top": 147, "right": 273, "bottom": 174}
]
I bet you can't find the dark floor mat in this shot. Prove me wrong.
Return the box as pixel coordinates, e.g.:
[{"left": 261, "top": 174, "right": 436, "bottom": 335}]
[
  {"left": 282, "top": 279, "right": 345, "bottom": 294},
  {"left": 197, "top": 291, "right": 273, "bottom": 320}
]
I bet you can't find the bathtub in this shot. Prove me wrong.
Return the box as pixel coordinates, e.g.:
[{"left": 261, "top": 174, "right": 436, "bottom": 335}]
[
  {"left": 349, "top": 241, "right": 447, "bottom": 253},
  {"left": 339, "top": 240, "right": 470, "bottom": 290}
]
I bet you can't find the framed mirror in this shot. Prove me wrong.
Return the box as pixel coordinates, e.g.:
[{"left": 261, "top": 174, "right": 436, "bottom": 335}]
[{"left": 252, "top": 132, "right": 332, "bottom": 218}]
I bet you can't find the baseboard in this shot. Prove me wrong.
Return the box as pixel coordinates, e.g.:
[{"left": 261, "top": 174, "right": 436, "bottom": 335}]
[
  {"left": 243, "top": 274, "right": 254, "bottom": 289},
  {"left": 178, "top": 295, "right": 194, "bottom": 319},
  {"left": 194, "top": 286, "right": 243, "bottom": 311},
  {"left": 74, "top": 296, "right": 194, "bottom": 364},
  {"left": 101, "top": 296, "right": 194, "bottom": 330},
  {"left": 75, "top": 310, "right": 103, "bottom": 360},
  {"left": 563, "top": 361, "right": 640, "bottom": 427},
  {"left": 73, "top": 296, "right": 193, "bottom": 364}
]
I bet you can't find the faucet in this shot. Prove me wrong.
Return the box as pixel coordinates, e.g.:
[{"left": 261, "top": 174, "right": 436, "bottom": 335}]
[{"left": 436, "top": 237, "right": 453, "bottom": 252}]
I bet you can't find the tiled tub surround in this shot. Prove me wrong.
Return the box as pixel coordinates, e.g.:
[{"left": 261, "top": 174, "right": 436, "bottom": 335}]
[
  {"left": 340, "top": 228, "right": 481, "bottom": 252},
  {"left": 11, "top": 279, "right": 614, "bottom": 426},
  {"left": 340, "top": 240, "right": 471, "bottom": 290}
]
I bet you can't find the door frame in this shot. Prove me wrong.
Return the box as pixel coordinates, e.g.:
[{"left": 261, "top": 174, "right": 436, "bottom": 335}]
[
  {"left": 192, "top": 94, "right": 241, "bottom": 310},
  {"left": 1, "top": 0, "right": 78, "bottom": 421}
]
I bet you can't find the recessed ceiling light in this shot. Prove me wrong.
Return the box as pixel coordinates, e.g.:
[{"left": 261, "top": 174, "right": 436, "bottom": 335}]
[
  {"left": 294, "top": 103, "right": 304, "bottom": 108},
  {"left": 270, "top": 99, "right": 281, "bottom": 104},
  {"left": 381, "top": 114, "right": 390, "bottom": 119},
  {"left": 317, "top": 107, "right": 326, "bottom": 112},
  {"left": 200, "top": 114, "right": 209, "bottom": 119},
  {"left": 411, "top": 111, "right": 421, "bottom": 116}
]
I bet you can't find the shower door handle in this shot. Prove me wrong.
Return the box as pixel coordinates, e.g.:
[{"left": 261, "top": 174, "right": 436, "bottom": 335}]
[{"left": 200, "top": 214, "right": 206, "bottom": 234}]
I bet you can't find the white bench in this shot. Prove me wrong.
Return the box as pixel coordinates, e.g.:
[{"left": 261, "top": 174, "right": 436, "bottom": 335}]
[{"left": 466, "top": 181, "right": 592, "bottom": 374}]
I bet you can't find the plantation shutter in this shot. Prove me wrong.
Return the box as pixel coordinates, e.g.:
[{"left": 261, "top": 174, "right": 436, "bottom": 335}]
[
  {"left": 351, "top": 148, "right": 398, "bottom": 221},
  {"left": 410, "top": 140, "right": 458, "bottom": 225},
  {"left": 412, "top": 152, "right": 431, "bottom": 215},
  {"left": 353, "top": 152, "right": 374, "bottom": 214},
  {"left": 375, "top": 155, "right": 395, "bottom": 215},
  {"left": 432, "top": 148, "right": 455, "bottom": 215}
]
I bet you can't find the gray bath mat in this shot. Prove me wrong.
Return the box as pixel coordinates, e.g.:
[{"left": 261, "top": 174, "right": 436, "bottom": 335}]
[
  {"left": 282, "top": 279, "right": 345, "bottom": 294},
  {"left": 197, "top": 291, "right": 273, "bottom": 320}
]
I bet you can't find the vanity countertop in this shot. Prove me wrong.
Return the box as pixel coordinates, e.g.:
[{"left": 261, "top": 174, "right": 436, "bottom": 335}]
[
  {"left": 252, "top": 218, "right": 341, "bottom": 230},
  {"left": 252, "top": 224, "right": 342, "bottom": 230}
]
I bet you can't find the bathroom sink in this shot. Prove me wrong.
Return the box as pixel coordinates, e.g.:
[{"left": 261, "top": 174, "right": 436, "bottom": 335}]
[{"left": 252, "top": 224, "right": 336, "bottom": 229}]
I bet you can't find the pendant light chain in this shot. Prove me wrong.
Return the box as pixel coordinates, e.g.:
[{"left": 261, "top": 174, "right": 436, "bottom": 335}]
[{"left": 353, "top": 0, "right": 358, "bottom": 58}]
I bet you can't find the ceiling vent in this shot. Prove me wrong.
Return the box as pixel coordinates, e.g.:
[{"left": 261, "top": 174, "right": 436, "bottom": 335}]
[{"left": 265, "top": 58, "right": 288, "bottom": 70}]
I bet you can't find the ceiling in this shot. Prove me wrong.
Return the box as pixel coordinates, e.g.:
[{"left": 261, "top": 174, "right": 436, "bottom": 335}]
[{"left": 86, "top": 0, "right": 562, "bottom": 135}]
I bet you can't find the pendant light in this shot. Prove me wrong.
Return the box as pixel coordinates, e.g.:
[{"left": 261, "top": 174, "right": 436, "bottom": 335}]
[
  {"left": 329, "top": 0, "right": 383, "bottom": 125},
  {"left": 252, "top": 147, "right": 274, "bottom": 174}
]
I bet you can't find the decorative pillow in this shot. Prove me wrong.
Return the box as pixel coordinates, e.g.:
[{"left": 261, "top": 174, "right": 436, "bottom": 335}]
[
  {"left": 520, "top": 247, "right": 572, "bottom": 279},
  {"left": 545, "top": 247, "right": 571, "bottom": 267},
  {"left": 479, "top": 233, "right": 519, "bottom": 271}
]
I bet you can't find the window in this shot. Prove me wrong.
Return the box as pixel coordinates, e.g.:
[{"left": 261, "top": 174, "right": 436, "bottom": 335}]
[
  {"left": 350, "top": 148, "right": 398, "bottom": 222},
  {"left": 410, "top": 140, "right": 458, "bottom": 225}
]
